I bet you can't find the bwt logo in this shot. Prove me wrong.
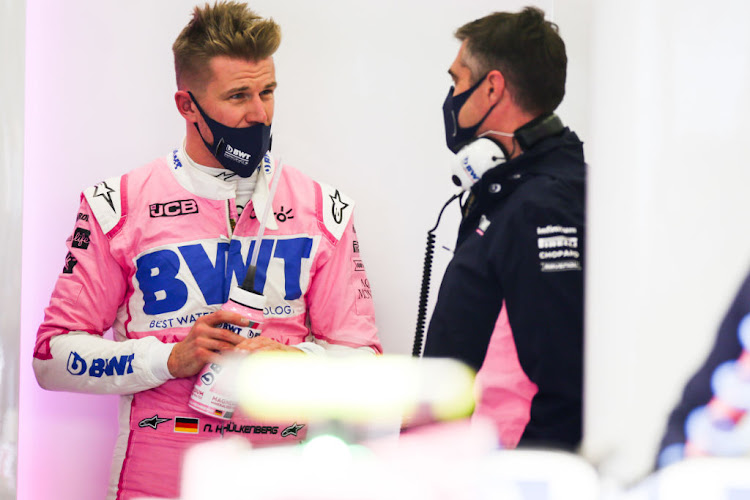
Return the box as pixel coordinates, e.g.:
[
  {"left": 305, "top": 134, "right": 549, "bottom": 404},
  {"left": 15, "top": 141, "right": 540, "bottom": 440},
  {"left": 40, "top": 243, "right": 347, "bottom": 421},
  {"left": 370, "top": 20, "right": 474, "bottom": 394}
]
[
  {"left": 135, "top": 237, "right": 313, "bottom": 315},
  {"left": 224, "top": 145, "right": 250, "bottom": 164},
  {"left": 150, "top": 199, "right": 199, "bottom": 218},
  {"left": 462, "top": 157, "right": 480, "bottom": 181},
  {"left": 67, "top": 351, "right": 135, "bottom": 378}
]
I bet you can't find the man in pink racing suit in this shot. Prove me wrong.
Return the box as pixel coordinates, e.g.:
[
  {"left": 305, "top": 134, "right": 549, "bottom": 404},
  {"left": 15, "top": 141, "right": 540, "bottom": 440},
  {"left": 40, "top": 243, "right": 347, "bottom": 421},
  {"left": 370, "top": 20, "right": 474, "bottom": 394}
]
[{"left": 32, "top": 3, "right": 382, "bottom": 499}]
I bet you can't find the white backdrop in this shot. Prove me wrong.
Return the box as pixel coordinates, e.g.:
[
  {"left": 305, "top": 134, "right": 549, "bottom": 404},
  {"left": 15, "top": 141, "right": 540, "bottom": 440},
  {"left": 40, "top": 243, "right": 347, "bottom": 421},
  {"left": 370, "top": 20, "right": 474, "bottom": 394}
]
[
  {"left": 584, "top": 0, "right": 750, "bottom": 485},
  {"left": 0, "top": 0, "right": 24, "bottom": 498},
  {"left": 19, "top": 1, "right": 750, "bottom": 499}
]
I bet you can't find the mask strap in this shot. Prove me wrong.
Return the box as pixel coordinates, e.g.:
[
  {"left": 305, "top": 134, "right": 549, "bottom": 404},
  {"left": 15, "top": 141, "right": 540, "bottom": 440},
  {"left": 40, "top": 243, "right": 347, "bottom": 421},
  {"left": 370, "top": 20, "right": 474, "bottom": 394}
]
[
  {"left": 478, "top": 130, "right": 514, "bottom": 139},
  {"left": 187, "top": 91, "right": 221, "bottom": 154}
]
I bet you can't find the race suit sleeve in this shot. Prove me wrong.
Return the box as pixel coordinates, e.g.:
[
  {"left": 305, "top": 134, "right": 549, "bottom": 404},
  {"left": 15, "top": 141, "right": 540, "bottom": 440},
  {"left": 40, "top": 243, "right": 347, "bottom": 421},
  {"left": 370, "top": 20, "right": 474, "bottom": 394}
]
[
  {"left": 303, "top": 186, "right": 382, "bottom": 355},
  {"left": 33, "top": 194, "right": 175, "bottom": 394},
  {"left": 656, "top": 269, "right": 750, "bottom": 468},
  {"left": 496, "top": 196, "right": 584, "bottom": 447}
]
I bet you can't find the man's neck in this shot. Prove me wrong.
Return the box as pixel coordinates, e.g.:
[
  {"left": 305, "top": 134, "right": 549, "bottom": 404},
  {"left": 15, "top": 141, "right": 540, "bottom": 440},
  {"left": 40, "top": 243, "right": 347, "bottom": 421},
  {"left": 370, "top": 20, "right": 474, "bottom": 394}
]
[
  {"left": 185, "top": 127, "right": 224, "bottom": 169},
  {"left": 480, "top": 109, "right": 537, "bottom": 160}
]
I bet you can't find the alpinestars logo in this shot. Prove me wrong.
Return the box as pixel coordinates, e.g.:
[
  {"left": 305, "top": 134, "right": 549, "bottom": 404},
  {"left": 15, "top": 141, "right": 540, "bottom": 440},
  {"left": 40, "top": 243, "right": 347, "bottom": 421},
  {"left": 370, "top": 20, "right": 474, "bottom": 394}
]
[
  {"left": 281, "top": 422, "right": 305, "bottom": 437},
  {"left": 63, "top": 252, "right": 78, "bottom": 274},
  {"left": 329, "top": 190, "right": 349, "bottom": 224},
  {"left": 139, "top": 415, "right": 172, "bottom": 429},
  {"left": 93, "top": 181, "right": 116, "bottom": 212}
]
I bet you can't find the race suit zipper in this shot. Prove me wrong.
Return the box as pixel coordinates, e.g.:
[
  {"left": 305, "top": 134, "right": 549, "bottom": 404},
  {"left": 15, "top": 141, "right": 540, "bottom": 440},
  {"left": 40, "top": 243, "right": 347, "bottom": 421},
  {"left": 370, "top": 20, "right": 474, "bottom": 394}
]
[{"left": 226, "top": 199, "right": 235, "bottom": 235}]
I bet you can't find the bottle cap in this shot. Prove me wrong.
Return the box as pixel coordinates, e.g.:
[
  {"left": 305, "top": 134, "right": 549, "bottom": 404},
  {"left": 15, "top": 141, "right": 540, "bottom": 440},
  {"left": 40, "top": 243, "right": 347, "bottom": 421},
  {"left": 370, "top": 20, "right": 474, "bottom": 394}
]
[{"left": 228, "top": 286, "right": 266, "bottom": 310}]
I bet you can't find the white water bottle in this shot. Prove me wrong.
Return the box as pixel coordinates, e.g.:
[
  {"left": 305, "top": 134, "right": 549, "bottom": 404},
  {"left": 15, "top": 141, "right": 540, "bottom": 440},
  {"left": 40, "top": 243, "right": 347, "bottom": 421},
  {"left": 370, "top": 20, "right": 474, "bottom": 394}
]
[{"left": 188, "top": 286, "right": 266, "bottom": 419}]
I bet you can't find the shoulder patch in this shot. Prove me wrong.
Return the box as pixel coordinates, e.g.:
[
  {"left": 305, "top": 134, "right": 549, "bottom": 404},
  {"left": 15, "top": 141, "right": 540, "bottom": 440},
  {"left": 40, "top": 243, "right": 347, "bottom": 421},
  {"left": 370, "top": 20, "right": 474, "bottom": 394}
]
[
  {"left": 83, "top": 176, "right": 124, "bottom": 235},
  {"left": 319, "top": 182, "right": 355, "bottom": 241}
]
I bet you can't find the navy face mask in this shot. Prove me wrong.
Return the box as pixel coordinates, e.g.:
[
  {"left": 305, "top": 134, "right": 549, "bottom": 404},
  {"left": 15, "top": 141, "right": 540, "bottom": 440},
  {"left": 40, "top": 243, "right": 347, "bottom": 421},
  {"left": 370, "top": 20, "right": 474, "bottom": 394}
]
[
  {"left": 188, "top": 91, "right": 271, "bottom": 177},
  {"left": 442, "top": 74, "right": 497, "bottom": 154}
]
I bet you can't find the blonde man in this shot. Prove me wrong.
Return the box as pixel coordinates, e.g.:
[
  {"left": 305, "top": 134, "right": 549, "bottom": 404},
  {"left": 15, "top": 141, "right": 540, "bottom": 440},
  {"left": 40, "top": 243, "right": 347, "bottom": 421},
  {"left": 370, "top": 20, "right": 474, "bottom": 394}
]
[{"left": 33, "top": 3, "right": 381, "bottom": 498}]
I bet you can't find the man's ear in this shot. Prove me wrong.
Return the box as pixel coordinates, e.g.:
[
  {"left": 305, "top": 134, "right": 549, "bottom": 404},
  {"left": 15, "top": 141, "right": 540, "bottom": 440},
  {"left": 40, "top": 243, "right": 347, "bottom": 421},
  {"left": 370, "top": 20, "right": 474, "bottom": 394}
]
[
  {"left": 485, "top": 69, "right": 507, "bottom": 106},
  {"left": 175, "top": 90, "right": 198, "bottom": 122}
]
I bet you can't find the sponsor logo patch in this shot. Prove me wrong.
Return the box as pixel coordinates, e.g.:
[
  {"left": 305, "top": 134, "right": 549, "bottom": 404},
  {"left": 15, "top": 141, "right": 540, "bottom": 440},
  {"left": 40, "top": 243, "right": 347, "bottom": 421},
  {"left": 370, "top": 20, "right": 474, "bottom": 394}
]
[
  {"left": 76, "top": 213, "right": 89, "bottom": 222},
  {"left": 541, "top": 261, "right": 582, "bottom": 272},
  {"left": 63, "top": 252, "right": 78, "bottom": 274},
  {"left": 139, "top": 415, "right": 172, "bottom": 430},
  {"left": 249, "top": 206, "right": 294, "bottom": 223},
  {"left": 353, "top": 259, "right": 365, "bottom": 272},
  {"left": 172, "top": 149, "right": 183, "bottom": 169},
  {"left": 72, "top": 228, "right": 91, "bottom": 249},
  {"left": 93, "top": 181, "right": 117, "bottom": 212},
  {"left": 223, "top": 144, "right": 250, "bottom": 165},
  {"left": 281, "top": 422, "right": 305, "bottom": 437},
  {"left": 329, "top": 190, "right": 349, "bottom": 224},
  {"left": 66, "top": 352, "right": 134, "bottom": 377},
  {"left": 476, "top": 215, "right": 491, "bottom": 236},
  {"left": 357, "top": 278, "right": 372, "bottom": 300},
  {"left": 149, "top": 199, "right": 199, "bottom": 218},
  {"left": 535, "top": 225, "right": 582, "bottom": 273}
]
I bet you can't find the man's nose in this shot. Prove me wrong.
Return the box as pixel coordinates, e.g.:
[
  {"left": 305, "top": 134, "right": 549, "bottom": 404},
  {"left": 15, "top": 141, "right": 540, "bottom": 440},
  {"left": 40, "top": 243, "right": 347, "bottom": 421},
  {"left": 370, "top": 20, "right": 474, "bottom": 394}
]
[{"left": 243, "top": 95, "right": 268, "bottom": 124}]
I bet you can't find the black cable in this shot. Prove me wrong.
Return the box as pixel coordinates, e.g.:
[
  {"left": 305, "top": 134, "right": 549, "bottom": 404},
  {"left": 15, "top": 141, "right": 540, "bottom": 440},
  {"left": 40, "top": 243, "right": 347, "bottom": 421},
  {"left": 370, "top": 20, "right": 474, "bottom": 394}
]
[{"left": 412, "top": 193, "right": 461, "bottom": 357}]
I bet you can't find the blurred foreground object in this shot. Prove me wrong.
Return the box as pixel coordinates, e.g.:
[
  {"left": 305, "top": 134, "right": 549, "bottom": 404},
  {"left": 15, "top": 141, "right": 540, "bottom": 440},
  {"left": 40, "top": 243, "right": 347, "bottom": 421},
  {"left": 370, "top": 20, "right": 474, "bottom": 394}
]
[
  {"left": 178, "top": 424, "right": 599, "bottom": 500},
  {"left": 234, "top": 353, "right": 477, "bottom": 426}
]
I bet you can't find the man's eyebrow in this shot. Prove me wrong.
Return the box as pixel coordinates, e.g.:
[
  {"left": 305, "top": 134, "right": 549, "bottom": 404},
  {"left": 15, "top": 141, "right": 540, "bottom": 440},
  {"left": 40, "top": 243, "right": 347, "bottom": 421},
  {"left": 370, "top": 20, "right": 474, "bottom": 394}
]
[
  {"left": 448, "top": 69, "right": 457, "bottom": 80},
  {"left": 224, "top": 82, "right": 277, "bottom": 95}
]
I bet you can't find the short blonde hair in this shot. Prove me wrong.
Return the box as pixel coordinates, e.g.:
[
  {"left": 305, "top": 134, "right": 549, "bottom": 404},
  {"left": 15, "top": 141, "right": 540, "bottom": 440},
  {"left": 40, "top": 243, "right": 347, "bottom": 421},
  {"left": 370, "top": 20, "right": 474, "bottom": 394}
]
[{"left": 172, "top": 1, "right": 281, "bottom": 90}]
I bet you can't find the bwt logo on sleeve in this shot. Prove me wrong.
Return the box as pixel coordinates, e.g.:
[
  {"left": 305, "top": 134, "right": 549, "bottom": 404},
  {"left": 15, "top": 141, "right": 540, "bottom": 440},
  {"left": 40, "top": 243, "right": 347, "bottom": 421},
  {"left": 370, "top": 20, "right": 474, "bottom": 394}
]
[
  {"left": 150, "top": 199, "right": 199, "bottom": 218},
  {"left": 67, "top": 351, "right": 135, "bottom": 377}
]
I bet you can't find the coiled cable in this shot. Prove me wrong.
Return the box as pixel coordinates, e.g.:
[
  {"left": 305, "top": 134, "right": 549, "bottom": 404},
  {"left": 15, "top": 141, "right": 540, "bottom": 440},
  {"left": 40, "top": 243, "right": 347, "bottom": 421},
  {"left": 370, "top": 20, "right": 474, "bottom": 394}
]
[{"left": 412, "top": 193, "right": 461, "bottom": 357}]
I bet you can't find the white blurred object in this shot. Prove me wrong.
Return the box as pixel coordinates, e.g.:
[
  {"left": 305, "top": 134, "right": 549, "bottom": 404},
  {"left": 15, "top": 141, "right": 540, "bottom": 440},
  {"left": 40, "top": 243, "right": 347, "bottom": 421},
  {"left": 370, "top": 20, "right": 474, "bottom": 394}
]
[
  {"left": 179, "top": 422, "right": 519, "bottom": 500},
  {"left": 177, "top": 421, "right": 601, "bottom": 500},
  {"left": 623, "top": 458, "right": 750, "bottom": 500},
  {"left": 479, "top": 449, "right": 599, "bottom": 500}
]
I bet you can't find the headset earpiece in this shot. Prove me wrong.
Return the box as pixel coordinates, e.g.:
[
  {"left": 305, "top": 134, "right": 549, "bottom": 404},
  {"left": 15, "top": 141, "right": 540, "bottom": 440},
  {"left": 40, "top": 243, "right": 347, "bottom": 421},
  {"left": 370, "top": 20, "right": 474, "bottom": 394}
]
[{"left": 451, "top": 138, "right": 508, "bottom": 190}]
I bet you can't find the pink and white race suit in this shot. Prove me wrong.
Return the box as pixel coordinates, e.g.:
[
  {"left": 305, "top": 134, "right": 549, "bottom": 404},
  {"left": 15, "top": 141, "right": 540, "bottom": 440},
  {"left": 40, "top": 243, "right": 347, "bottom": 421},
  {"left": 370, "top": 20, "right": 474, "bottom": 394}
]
[{"left": 33, "top": 146, "right": 382, "bottom": 500}]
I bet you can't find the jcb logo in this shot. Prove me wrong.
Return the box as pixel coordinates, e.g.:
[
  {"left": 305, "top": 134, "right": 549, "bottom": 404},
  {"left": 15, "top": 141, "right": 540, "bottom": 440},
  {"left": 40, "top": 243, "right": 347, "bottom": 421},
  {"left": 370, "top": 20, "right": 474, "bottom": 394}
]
[{"left": 150, "top": 199, "right": 199, "bottom": 218}]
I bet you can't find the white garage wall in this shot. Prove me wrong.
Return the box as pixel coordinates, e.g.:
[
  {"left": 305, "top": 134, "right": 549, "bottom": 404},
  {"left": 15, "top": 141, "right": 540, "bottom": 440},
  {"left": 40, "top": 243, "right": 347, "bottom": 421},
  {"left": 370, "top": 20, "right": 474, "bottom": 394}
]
[
  {"left": 583, "top": 0, "right": 750, "bottom": 485},
  {"left": 0, "top": 0, "right": 24, "bottom": 498}
]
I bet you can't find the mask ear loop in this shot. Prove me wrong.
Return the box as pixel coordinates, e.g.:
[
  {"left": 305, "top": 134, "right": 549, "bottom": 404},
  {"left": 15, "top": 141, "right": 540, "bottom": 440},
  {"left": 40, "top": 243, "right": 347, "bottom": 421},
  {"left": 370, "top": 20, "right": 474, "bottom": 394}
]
[
  {"left": 478, "top": 129, "right": 518, "bottom": 157},
  {"left": 187, "top": 91, "right": 222, "bottom": 155}
]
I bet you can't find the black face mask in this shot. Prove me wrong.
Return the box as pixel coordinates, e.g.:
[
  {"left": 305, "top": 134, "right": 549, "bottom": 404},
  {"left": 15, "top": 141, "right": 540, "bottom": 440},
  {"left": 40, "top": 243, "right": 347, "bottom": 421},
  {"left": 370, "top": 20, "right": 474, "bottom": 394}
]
[
  {"left": 188, "top": 91, "right": 272, "bottom": 178},
  {"left": 442, "top": 74, "right": 497, "bottom": 153}
]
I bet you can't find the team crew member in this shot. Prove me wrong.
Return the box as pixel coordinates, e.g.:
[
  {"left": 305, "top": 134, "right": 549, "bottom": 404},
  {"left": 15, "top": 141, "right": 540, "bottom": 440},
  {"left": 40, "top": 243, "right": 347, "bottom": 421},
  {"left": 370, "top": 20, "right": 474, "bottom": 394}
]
[
  {"left": 423, "top": 7, "right": 586, "bottom": 449},
  {"left": 33, "top": 3, "right": 381, "bottom": 499}
]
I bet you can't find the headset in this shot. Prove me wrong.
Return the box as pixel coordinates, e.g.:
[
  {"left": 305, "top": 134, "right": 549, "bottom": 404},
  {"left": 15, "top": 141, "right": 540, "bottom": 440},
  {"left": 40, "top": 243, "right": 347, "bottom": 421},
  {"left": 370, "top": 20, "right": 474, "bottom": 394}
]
[{"left": 411, "top": 113, "right": 565, "bottom": 357}]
